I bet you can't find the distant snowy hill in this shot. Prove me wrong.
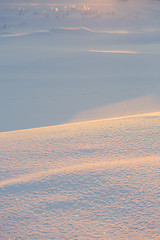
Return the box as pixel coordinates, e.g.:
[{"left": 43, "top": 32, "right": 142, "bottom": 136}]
[{"left": 1, "top": 0, "right": 160, "bottom": 132}]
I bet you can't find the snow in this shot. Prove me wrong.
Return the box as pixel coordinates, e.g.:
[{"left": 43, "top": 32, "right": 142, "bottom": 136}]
[
  {"left": 0, "top": 0, "right": 160, "bottom": 132},
  {"left": 0, "top": 112, "right": 160, "bottom": 239},
  {"left": 0, "top": 0, "right": 160, "bottom": 239}
]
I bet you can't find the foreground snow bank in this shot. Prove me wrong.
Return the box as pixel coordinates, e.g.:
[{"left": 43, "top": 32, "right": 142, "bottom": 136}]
[{"left": 0, "top": 112, "right": 160, "bottom": 239}]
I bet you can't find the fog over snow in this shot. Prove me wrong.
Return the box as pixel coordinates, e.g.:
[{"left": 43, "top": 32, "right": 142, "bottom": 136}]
[{"left": 0, "top": 0, "right": 160, "bottom": 239}]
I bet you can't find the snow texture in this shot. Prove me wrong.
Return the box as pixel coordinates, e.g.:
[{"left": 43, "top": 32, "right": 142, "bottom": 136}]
[
  {"left": 0, "top": 112, "right": 160, "bottom": 239},
  {"left": 0, "top": 1, "right": 160, "bottom": 239}
]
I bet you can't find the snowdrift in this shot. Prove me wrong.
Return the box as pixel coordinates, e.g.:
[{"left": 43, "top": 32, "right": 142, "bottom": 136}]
[{"left": 0, "top": 112, "right": 160, "bottom": 239}]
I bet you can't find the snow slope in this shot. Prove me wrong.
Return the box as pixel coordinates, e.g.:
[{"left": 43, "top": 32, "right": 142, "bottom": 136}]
[
  {"left": 0, "top": 112, "right": 160, "bottom": 239},
  {"left": 0, "top": 0, "right": 160, "bottom": 132},
  {"left": 0, "top": 1, "right": 160, "bottom": 239}
]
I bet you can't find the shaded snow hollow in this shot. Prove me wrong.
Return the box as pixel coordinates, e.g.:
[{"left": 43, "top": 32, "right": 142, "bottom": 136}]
[{"left": 0, "top": 112, "right": 160, "bottom": 239}]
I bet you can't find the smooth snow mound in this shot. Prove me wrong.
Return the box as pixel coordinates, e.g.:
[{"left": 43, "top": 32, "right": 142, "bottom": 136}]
[{"left": 0, "top": 112, "right": 160, "bottom": 239}]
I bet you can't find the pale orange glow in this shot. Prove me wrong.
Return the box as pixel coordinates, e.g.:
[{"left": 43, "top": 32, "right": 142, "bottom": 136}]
[
  {"left": 55, "top": 7, "right": 59, "bottom": 12},
  {"left": 0, "top": 28, "right": 130, "bottom": 38},
  {"left": 69, "top": 96, "right": 160, "bottom": 124},
  {"left": 80, "top": 5, "right": 90, "bottom": 13},
  {"left": 52, "top": 27, "right": 129, "bottom": 34},
  {"left": 69, "top": 112, "right": 160, "bottom": 126},
  {"left": 0, "top": 155, "right": 159, "bottom": 188},
  {"left": 0, "top": 30, "right": 49, "bottom": 38},
  {"left": 89, "top": 50, "right": 138, "bottom": 54},
  {"left": 0, "top": 25, "right": 130, "bottom": 38},
  {"left": 71, "top": 5, "right": 76, "bottom": 10}
]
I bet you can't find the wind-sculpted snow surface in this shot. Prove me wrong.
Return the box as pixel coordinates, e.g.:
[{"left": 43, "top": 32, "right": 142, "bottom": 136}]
[{"left": 0, "top": 113, "right": 160, "bottom": 239}]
